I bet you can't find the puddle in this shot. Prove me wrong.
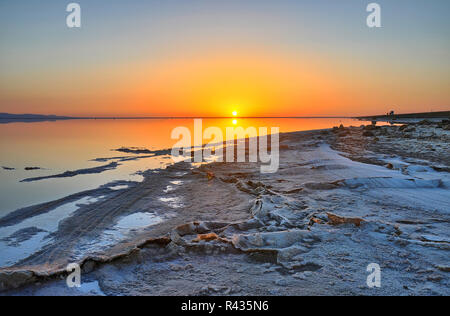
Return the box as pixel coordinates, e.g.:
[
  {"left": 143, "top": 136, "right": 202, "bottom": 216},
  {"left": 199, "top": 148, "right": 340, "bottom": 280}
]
[
  {"left": 0, "top": 231, "right": 50, "bottom": 267},
  {"left": 159, "top": 197, "right": 183, "bottom": 209},
  {"left": 0, "top": 197, "right": 94, "bottom": 239},
  {"left": 0, "top": 196, "right": 96, "bottom": 267},
  {"left": 73, "top": 212, "right": 164, "bottom": 260},
  {"left": 109, "top": 185, "right": 130, "bottom": 191},
  {"left": 115, "top": 212, "right": 163, "bottom": 230}
]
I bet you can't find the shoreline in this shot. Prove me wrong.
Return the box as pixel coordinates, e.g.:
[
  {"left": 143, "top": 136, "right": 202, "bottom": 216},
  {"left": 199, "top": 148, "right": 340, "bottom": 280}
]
[
  {"left": 1, "top": 123, "right": 449, "bottom": 295},
  {"left": 354, "top": 110, "right": 450, "bottom": 124}
]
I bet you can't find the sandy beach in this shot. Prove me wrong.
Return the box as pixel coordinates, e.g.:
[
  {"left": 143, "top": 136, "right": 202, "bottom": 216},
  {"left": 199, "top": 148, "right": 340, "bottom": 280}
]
[{"left": 1, "top": 120, "right": 449, "bottom": 296}]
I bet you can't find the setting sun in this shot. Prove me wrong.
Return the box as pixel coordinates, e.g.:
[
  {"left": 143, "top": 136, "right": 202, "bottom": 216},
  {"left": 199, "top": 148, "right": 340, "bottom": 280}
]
[{"left": 232, "top": 111, "right": 238, "bottom": 117}]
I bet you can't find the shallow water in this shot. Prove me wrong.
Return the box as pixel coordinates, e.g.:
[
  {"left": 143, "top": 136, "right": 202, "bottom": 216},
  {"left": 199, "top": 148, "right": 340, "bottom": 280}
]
[
  {"left": 0, "top": 196, "right": 97, "bottom": 267},
  {"left": 0, "top": 118, "right": 367, "bottom": 215},
  {"left": 70, "top": 211, "right": 168, "bottom": 262}
]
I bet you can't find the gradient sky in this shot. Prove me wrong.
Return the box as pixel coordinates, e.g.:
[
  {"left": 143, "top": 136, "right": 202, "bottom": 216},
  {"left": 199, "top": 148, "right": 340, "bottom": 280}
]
[{"left": 0, "top": 0, "right": 449, "bottom": 117}]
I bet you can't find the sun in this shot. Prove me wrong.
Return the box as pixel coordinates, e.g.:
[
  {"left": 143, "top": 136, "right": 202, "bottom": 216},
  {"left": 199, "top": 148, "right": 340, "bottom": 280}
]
[{"left": 232, "top": 111, "right": 238, "bottom": 117}]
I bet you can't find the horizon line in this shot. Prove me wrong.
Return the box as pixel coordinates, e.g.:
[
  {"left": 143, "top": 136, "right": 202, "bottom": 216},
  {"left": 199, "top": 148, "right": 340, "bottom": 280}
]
[
  {"left": 1, "top": 115, "right": 354, "bottom": 120},
  {"left": 1, "top": 110, "right": 449, "bottom": 120},
  {"left": 66, "top": 116, "right": 354, "bottom": 119}
]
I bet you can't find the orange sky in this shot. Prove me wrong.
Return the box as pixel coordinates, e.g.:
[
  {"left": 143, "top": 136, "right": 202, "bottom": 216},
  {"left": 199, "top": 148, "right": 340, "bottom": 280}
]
[
  {"left": 2, "top": 46, "right": 448, "bottom": 117},
  {"left": 0, "top": 1, "right": 449, "bottom": 117}
]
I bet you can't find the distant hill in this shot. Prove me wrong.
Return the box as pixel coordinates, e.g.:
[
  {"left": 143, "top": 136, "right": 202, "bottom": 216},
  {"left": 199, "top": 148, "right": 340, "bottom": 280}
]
[
  {"left": 0, "top": 113, "right": 75, "bottom": 123},
  {"left": 0, "top": 113, "right": 73, "bottom": 120}
]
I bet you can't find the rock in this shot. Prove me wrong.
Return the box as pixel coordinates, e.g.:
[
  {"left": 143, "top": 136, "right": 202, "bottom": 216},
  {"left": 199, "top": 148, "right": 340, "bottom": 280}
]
[
  {"left": 232, "top": 230, "right": 321, "bottom": 253},
  {"left": 200, "top": 284, "right": 231, "bottom": 294},
  {"left": 385, "top": 163, "right": 394, "bottom": 169},
  {"left": 326, "top": 212, "right": 364, "bottom": 227},
  {"left": 420, "top": 235, "right": 450, "bottom": 243},
  {"left": 293, "top": 271, "right": 313, "bottom": 280},
  {"left": 418, "top": 120, "right": 432, "bottom": 125},
  {"left": 0, "top": 270, "right": 36, "bottom": 291},
  {"left": 309, "top": 217, "right": 323, "bottom": 225},
  {"left": 364, "top": 125, "right": 376, "bottom": 131},
  {"left": 274, "top": 278, "right": 289, "bottom": 286},
  {"left": 265, "top": 266, "right": 278, "bottom": 272},
  {"left": 278, "top": 246, "right": 309, "bottom": 266},
  {"left": 82, "top": 260, "right": 96, "bottom": 274},
  {"left": 293, "top": 272, "right": 306, "bottom": 280},
  {"left": 362, "top": 131, "right": 374, "bottom": 137},
  {"left": 169, "top": 264, "right": 185, "bottom": 272},
  {"left": 436, "top": 265, "right": 450, "bottom": 272},
  {"left": 192, "top": 233, "right": 228, "bottom": 243},
  {"left": 427, "top": 274, "right": 443, "bottom": 282}
]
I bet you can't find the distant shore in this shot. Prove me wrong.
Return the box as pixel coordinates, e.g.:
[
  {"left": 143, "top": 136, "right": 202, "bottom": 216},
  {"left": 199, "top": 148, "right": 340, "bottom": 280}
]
[
  {"left": 0, "top": 113, "right": 353, "bottom": 124},
  {"left": 0, "top": 113, "right": 76, "bottom": 124},
  {"left": 355, "top": 110, "right": 450, "bottom": 123}
]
